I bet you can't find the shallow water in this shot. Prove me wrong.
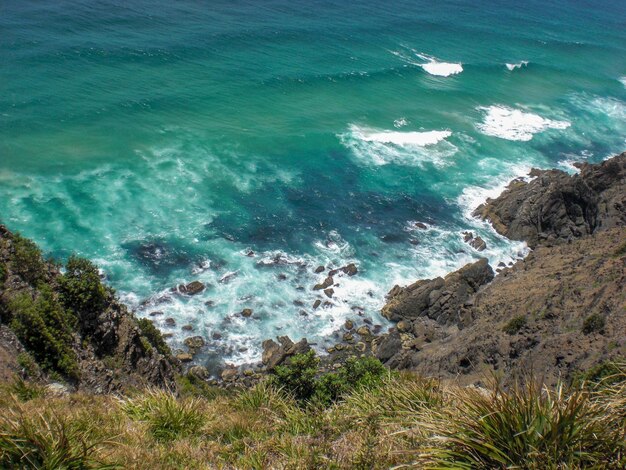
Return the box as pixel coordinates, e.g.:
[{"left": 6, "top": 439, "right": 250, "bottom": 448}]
[{"left": 1, "top": 0, "right": 625, "bottom": 364}]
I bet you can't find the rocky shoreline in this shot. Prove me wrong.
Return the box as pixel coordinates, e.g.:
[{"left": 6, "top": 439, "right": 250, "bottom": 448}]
[
  {"left": 204, "top": 152, "right": 625, "bottom": 387},
  {"left": 1, "top": 153, "right": 624, "bottom": 392}
]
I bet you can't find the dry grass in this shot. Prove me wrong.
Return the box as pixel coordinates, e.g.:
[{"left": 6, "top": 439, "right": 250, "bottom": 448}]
[{"left": 1, "top": 367, "right": 624, "bottom": 469}]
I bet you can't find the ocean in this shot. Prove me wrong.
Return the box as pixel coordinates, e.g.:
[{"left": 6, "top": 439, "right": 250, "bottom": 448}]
[{"left": 1, "top": 0, "right": 625, "bottom": 366}]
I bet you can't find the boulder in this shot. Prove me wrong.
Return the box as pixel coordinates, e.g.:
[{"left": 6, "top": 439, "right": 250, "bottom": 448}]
[
  {"left": 262, "top": 336, "right": 311, "bottom": 370},
  {"left": 315, "top": 265, "right": 325, "bottom": 273},
  {"left": 189, "top": 365, "right": 209, "bottom": 380},
  {"left": 179, "top": 281, "right": 205, "bottom": 295},
  {"left": 324, "top": 288, "right": 334, "bottom": 298},
  {"left": 313, "top": 299, "right": 322, "bottom": 309},
  {"left": 381, "top": 258, "right": 494, "bottom": 325},
  {"left": 176, "top": 353, "right": 193, "bottom": 362},
  {"left": 184, "top": 336, "right": 205, "bottom": 351},
  {"left": 241, "top": 308, "right": 253, "bottom": 318},
  {"left": 314, "top": 276, "right": 334, "bottom": 290},
  {"left": 342, "top": 263, "right": 358, "bottom": 276}
]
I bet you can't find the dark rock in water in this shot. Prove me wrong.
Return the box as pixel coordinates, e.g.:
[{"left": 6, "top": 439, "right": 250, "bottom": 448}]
[
  {"left": 498, "top": 262, "right": 506, "bottom": 268},
  {"left": 293, "top": 300, "right": 305, "bottom": 307},
  {"left": 205, "top": 300, "right": 216, "bottom": 308},
  {"left": 165, "top": 317, "right": 176, "bottom": 326},
  {"left": 414, "top": 222, "right": 429, "bottom": 230},
  {"left": 241, "top": 308, "right": 253, "bottom": 318},
  {"left": 246, "top": 250, "right": 255, "bottom": 257},
  {"left": 312, "top": 299, "right": 322, "bottom": 309},
  {"left": 277, "top": 273, "right": 288, "bottom": 281},
  {"left": 324, "top": 288, "right": 334, "bottom": 298},
  {"left": 314, "top": 276, "right": 333, "bottom": 290},
  {"left": 382, "top": 258, "right": 494, "bottom": 325},
  {"left": 470, "top": 236, "right": 487, "bottom": 252},
  {"left": 315, "top": 265, "right": 325, "bottom": 273},
  {"left": 345, "top": 320, "right": 354, "bottom": 330},
  {"left": 181, "top": 325, "right": 194, "bottom": 331},
  {"left": 262, "top": 336, "right": 311, "bottom": 369},
  {"left": 342, "top": 263, "right": 358, "bottom": 276},
  {"left": 149, "top": 311, "right": 164, "bottom": 317},
  {"left": 473, "top": 153, "right": 626, "bottom": 248},
  {"left": 462, "top": 231, "right": 487, "bottom": 252},
  {"left": 184, "top": 336, "right": 205, "bottom": 351},
  {"left": 179, "top": 280, "right": 206, "bottom": 295},
  {"left": 122, "top": 239, "right": 195, "bottom": 275},
  {"left": 409, "top": 239, "right": 420, "bottom": 246},
  {"left": 211, "top": 331, "right": 222, "bottom": 340},
  {"left": 380, "top": 233, "right": 406, "bottom": 243}
]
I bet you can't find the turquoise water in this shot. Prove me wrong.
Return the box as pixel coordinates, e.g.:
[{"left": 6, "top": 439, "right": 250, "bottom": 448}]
[{"left": 2, "top": 0, "right": 626, "bottom": 365}]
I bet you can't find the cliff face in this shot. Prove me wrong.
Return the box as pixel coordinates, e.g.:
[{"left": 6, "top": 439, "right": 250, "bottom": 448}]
[
  {"left": 376, "top": 153, "right": 626, "bottom": 385},
  {"left": 473, "top": 153, "right": 626, "bottom": 248},
  {"left": 0, "top": 225, "right": 178, "bottom": 393}
]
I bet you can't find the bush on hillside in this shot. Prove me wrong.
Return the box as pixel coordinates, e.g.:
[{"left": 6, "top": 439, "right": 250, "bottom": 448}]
[
  {"left": 582, "top": 313, "right": 605, "bottom": 335},
  {"left": 59, "top": 256, "right": 108, "bottom": 327},
  {"left": 270, "top": 351, "right": 387, "bottom": 406},
  {"left": 503, "top": 315, "right": 527, "bottom": 335},
  {"left": 137, "top": 318, "right": 172, "bottom": 358},
  {"left": 9, "top": 287, "right": 79, "bottom": 380},
  {"left": 9, "top": 233, "right": 47, "bottom": 286}
]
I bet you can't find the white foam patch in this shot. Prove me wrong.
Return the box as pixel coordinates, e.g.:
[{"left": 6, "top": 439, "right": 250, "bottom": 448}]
[
  {"left": 620, "top": 76, "right": 626, "bottom": 88},
  {"left": 390, "top": 50, "right": 462, "bottom": 77},
  {"left": 340, "top": 124, "right": 457, "bottom": 166},
  {"left": 415, "top": 53, "right": 463, "bottom": 77},
  {"left": 477, "top": 105, "right": 571, "bottom": 141},
  {"left": 506, "top": 61, "right": 529, "bottom": 71}
]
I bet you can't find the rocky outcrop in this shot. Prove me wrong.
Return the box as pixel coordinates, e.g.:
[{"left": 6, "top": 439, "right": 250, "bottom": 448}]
[
  {"left": 261, "top": 336, "right": 311, "bottom": 370},
  {"left": 0, "top": 225, "right": 178, "bottom": 393},
  {"left": 382, "top": 258, "right": 494, "bottom": 325},
  {"left": 473, "top": 153, "right": 626, "bottom": 248},
  {"left": 375, "top": 154, "right": 626, "bottom": 386}
]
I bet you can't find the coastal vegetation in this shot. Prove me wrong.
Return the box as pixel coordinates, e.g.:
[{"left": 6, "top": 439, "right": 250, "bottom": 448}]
[{"left": 0, "top": 359, "right": 624, "bottom": 469}]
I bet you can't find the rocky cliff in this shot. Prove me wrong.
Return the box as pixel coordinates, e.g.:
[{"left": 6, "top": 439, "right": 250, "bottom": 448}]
[
  {"left": 0, "top": 225, "right": 178, "bottom": 393},
  {"left": 375, "top": 153, "right": 626, "bottom": 385}
]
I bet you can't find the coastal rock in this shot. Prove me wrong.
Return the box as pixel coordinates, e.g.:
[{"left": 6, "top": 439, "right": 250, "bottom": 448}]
[
  {"left": 414, "top": 222, "right": 428, "bottom": 230},
  {"left": 313, "top": 299, "right": 322, "bottom": 309},
  {"left": 241, "top": 308, "right": 253, "bottom": 318},
  {"left": 473, "top": 153, "right": 626, "bottom": 248},
  {"left": 381, "top": 258, "right": 494, "bottom": 325},
  {"left": 261, "top": 336, "right": 311, "bottom": 370},
  {"left": 189, "top": 365, "right": 209, "bottom": 380},
  {"left": 324, "top": 288, "right": 334, "bottom": 298},
  {"left": 179, "top": 280, "right": 206, "bottom": 295},
  {"left": 314, "top": 276, "right": 334, "bottom": 290},
  {"left": 184, "top": 336, "right": 205, "bottom": 351},
  {"left": 176, "top": 353, "right": 193, "bottom": 362},
  {"left": 314, "top": 265, "right": 325, "bottom": 273}
]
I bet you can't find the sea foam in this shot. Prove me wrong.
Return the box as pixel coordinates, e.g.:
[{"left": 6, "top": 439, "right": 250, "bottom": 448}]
[
  {"left": 505, "top": 61, "right": 529, "bottom": 71},
  {"left": 416, "top": 53, "right": 463, "bottom": 77},
  {"left": 477, "top": 105, "right": 571, "bottom": 141},
  {"left": 341, "top": 124, "right": 456, "bottom": 166}
]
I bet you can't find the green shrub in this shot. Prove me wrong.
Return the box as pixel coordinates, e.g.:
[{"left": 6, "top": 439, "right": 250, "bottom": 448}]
[
  {"left": 137, "top": 318, "right": 171, "bottom": 357},
  {"left": 9, "top": 287, "right": 79, "bottom": 380},
  {"left": 582, "top": 313, "right": 605, "bottom": 334},
  {"left": 7, "top": 377, "right": 46, "bottom": 402},
  {"left": 16, "top": 352, "right": 39, "bottom": 378},
  {"left": 10, "top": 233, "right": 46, "bottom": 286},
  {"left": 314, "top": 356, "right": 386, "bottom": 406},
  {"left": 0, "top": 262, "right": 6, "bottom": 284},
  {"left": 123, "top": 390, "right": 204, "bottom": 442},
  {"left": 59, "top": 256, "right": 108, "bottom": 327},
  {"left": 503, "top": 315, "right": 527, "bottom": 335},
  {"left": 270, "top": 351, "right": 386, "bottom": 407},
  {"left": 176, "top": 373, "right": 225, "bottom": 400},
  {"left": 425, "top": 381, "right": 623, "bottom": 469},
  {"left": 0, "top": 407, "right": 117, "bottom": 469},
  {"left": 270, "top": 350, "right": 319, "bottom": 402},
  {"left": 574, "top": 359, "right": 625, "bottom": 388},
  {"left": 614, "top": 240, "right": 626, "bottom": 257}
]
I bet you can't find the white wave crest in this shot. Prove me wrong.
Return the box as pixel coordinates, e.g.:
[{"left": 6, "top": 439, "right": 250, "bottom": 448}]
[
  {"left": 505, "top": 61, "right": 529, "bottom": 71},
  {"left": 620, "top": 76, "right": 626, "bottom": 88},
  {"left": 477, "top": 105, "right": 571, "bottom": 141},
  {"left": 390, "top": 50, "right": 462, "bottom": 77},
  {"left": 340, "top": 124, "right": 457, "bottom": 166},
  {"left": 416, "top": 53, "right": 463, "bottom": 77}
]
